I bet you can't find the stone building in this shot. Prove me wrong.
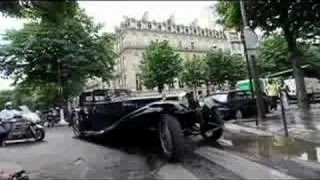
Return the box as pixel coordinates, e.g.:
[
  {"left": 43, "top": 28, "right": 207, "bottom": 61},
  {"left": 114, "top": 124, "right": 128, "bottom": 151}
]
[{"left": 112, "top": 13, "right": 243, "bottom": 92}]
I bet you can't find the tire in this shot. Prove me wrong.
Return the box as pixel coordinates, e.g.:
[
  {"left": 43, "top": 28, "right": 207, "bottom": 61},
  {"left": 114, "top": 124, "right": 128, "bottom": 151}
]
[
  {"left": 235, "top": 109, "right": 243, "bottom": 119},
  {"left": 200, "top": 109, "right": 223, "bottom": 141},
  {"left": 34, "top": 128, "right": 45, "bottom": 142},
  {"left": 72, "top": 113, "right": 83, "bottom": 138},
  {"left": 159, "top": 114, "right": 184, "bottom": 162}
]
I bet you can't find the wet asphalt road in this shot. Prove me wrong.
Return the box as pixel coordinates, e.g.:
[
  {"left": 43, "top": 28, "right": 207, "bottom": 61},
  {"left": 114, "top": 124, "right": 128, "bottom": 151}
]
[{"left": 1, "top": 127, "right": 320, "bottom": 179}]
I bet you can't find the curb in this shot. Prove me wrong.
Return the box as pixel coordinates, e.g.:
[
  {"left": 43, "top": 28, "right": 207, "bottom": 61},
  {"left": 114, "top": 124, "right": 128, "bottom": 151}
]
[{"left": 225, "top": 122, "right": 320, "bottom": 145}]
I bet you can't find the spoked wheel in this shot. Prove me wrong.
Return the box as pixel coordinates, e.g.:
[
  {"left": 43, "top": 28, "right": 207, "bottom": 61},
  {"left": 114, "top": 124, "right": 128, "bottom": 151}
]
[
  {"left": 159, "top": 114, "right": 184, "bottom": 162},
  {"left": 199, "top": 108, "right": 224, "bottom": 141},
  {"left": 34, "top": 128, "right": 45, "bottom": 142},
  {"left": 72, "top": 113, "right": 83, "bottom": 138}
]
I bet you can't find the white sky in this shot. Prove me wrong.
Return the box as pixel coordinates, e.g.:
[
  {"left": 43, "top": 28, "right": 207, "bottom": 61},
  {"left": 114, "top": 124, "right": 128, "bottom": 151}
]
[{"left": 0, "top": 1, "right": 216, "bottom": 90}]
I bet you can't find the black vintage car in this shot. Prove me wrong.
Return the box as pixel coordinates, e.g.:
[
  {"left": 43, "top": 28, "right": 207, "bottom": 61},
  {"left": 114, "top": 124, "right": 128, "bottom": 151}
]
[
  {"left": 206, "top": 90, "right": 271, "bottom": 120},
  {"left": 71, "top": 89, "right": 224, "bottom": 161}
]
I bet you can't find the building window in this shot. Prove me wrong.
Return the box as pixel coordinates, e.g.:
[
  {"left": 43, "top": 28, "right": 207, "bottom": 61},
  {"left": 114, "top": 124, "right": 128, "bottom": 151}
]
[
  {"left": 178, "top": 41, "right": 182, "bottom": 49},
  {"left": 194, "top": 29, "right": 197, "bottom": 34},
  {"left": 158, "top": 25, "right": 162, "bottom": 31},
  {"left": 201, "top": 30, "right": 205, "bottom": 35},
  {"left": 186, "top": 28, "right": 189, "bottom": 34},
  {"left": 148, "top": 23, "right": 152, "bottom": 29},
  {"left": 136, "top": 74, "right": 142, "bottom": 91},
  {"left": 177, "top": 26, "right": 180, "bottom": 32},
  {"left": 168, "top": 26, "right": 171, "bottom": 31},
  {"left": 191, "top": 42, "right": 195, "bottom": 49},
  {"left": 137, "top": 22, "right": 141, "bottom": 29}
]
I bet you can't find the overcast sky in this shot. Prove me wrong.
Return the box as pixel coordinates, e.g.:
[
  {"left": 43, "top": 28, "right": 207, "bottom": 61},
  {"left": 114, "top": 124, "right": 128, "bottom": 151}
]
[{"left": 0, "top": 1, "right": 216, "bottom": 90}]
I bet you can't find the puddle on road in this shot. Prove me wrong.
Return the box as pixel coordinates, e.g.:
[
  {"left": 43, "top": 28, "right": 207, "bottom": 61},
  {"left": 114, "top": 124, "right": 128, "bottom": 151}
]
[{"left": 219, "top": 132, "right": 320, "bottom": 163}]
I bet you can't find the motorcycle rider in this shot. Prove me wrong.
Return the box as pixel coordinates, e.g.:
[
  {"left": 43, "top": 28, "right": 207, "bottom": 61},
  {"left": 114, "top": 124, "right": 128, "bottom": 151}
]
[{"left": 0, "top": 102, "right": 14, "bottom": 147}]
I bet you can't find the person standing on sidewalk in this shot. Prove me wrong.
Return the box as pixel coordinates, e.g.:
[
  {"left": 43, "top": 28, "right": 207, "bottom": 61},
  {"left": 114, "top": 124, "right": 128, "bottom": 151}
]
[
  {"left": 266, "top": 79, "right": 279, "bottom": 111},
  {"left": 279, "top": 79, "right": 290, "bottom": 109}
]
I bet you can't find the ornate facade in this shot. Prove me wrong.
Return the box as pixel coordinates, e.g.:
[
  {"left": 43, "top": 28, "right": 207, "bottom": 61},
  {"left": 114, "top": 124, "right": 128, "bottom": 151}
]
[{"left": 113, "top": 13, "right": 243, "bottom": 92}]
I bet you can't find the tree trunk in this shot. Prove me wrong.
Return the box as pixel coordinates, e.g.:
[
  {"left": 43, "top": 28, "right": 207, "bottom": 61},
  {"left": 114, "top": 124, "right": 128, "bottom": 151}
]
[
  {"left": 286, "top": 36, "right": 309, "bottom": 109},
  {"left": 157, "top": 84, "right": 164, "bottom": 94},
  {"left": 205, "top": 81, "right": 210, "bottom": 95},
  {"left": 194, "top": 85, "right": 197, "bottom": 100}
]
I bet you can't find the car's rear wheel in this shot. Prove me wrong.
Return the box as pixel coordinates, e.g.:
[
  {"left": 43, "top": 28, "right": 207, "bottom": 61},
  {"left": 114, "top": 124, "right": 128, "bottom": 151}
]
[
  {"left": 159, "top": 114, "right": 184, "bottom": 162},
  {"left": 72, "top": 113, "right": 83, "bottom": 138}
]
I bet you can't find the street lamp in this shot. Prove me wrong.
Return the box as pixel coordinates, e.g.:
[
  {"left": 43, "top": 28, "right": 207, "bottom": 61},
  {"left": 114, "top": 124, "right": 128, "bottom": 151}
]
[{"left": 240, "top": 0, "right": 265, "bottom": 125}]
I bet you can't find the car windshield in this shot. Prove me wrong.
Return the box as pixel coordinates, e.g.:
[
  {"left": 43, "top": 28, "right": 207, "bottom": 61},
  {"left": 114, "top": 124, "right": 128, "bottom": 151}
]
[{"left": 211, "top": 94, "right": 228, "bottom": 102}]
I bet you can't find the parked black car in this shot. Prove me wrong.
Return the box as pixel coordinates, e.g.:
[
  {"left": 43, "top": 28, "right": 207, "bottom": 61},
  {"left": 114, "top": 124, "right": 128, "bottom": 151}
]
[
  {"left": 206, "top": 90, "right": 271, "bottom": 120},
  {"left": 71, "top": 89, "right": 224, "bottom": 162}
]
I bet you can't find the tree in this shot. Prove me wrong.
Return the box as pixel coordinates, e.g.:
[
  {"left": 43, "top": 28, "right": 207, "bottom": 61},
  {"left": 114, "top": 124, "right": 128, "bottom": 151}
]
[
  {"left": 227, "top": 53, "right": 247, "bottom": 87},
  {"left": 205, "top": 50, "right": 246, "bottom": 89},
  {"left": 0, "top": 1, "right": 78, "bottom": 23},
  {"left": 0, "top": 8, "right": 117, "bottom": 104},
  {"left": 257, "top": 35, "right": 290, "bottom": 75},
  {"left": 216, "top": 0, "right": 320, "bottom": 109},
  {"left": 140, "top": 40, "right": 182, "bottom": 93},
  {"left": 180, "top": 55, "right": 206, "bottom": 93},
  {"left": 257, "top": 35, "right": 320, "bottom": 77},
  {"left": 0, "top": 90, "right": 13, "bottom": 108}
]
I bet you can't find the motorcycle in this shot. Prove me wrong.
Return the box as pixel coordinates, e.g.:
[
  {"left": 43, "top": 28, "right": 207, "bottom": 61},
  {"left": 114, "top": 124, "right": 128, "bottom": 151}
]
[{"left": 0, "top": 107, "right": 46, "bottom": 144}]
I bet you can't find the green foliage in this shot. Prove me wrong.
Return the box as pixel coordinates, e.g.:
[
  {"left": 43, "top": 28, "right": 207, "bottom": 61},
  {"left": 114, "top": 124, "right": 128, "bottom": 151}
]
[
  {"left": 205, "top": 50, "right": 246, "bottom": 87},
  {"left": 0, "top": 90, "right": 13, "bottom": 109},
  {"left": 257, "top": 35, "right": 289, "bottom": 74},
  {"left": 215, "top": 1, "right": 242, "bottom": 30},
  {"left": 0, "top": 8, "right": 117, "bottom": 102},
  {"left": 180, "top": 55, "right": 206, "bottom": 89},
  {"left": 140, "top": 40, "right": 182, "bottom": 93},
  {"left": 0, "top": 1, "right": 79, "bottom": 23},
  {"left": 257, "top": 35, "right": 320, "bottom": 77}
]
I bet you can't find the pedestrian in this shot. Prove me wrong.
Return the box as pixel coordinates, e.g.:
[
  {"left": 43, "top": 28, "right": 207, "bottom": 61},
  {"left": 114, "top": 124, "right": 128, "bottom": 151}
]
[
  {"left": 279, "top": 79, "right": 290, "bottom": 110},
  {"left": 266, "top": 79, "right": 279, "bottom": 111}
]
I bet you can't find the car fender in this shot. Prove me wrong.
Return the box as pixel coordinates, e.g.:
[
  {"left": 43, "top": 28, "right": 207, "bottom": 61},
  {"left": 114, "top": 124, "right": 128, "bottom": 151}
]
[{"left": 35, "top": 124, "right": 44, "bottom": 129}]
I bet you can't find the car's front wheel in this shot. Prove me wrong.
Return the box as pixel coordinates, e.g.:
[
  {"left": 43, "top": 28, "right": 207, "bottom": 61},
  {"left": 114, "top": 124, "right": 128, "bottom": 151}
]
[
  {"left": 159, "top": 114, "right": 184, "bottom": 162},
  {"left": 34, "top": 128, "right": 45, "bottom": 142},
  {"left": 200, "top": 108, "right": 224, "bottom": 141}
]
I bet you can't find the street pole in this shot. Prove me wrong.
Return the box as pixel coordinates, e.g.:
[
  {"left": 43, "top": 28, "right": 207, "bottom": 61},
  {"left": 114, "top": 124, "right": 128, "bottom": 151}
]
[
  {"left": 240, "top": 0, "right": 265, "bottom": 124},
  {"left": 239, "top": 0, "right": 254, "bottom": 97}
]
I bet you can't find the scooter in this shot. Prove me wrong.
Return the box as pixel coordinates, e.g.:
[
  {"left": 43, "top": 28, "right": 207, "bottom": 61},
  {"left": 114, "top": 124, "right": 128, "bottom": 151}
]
[{"left": 0, "top": 114, "right": 45, "bottom": 145}]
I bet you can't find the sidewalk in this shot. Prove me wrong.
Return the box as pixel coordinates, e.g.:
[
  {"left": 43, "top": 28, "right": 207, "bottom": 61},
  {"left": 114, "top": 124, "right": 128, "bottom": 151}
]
[{"left": 225, "top": 104, "right": 320, "bottom": 144}]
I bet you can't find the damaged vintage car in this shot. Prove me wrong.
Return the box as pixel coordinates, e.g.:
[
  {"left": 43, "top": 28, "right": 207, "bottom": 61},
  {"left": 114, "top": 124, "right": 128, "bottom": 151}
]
[{"left": 71, "top": 89, "right": 224, "bottom": 161}]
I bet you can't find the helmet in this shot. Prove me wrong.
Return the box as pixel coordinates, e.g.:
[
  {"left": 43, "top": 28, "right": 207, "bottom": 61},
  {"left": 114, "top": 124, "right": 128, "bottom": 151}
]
[{"left": 4, "top": 101, "right": 13, "bottom": 110}]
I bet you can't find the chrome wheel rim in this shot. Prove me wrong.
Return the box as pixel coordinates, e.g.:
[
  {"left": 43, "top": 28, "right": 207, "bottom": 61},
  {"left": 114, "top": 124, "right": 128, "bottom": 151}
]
[{"left": 159, "top": 121, "right": 173, "bottom": 156}]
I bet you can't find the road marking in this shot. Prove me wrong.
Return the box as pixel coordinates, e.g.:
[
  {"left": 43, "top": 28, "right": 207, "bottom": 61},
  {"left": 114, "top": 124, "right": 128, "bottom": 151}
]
[
  {"left": 195, "top": 146, "right": 297, "bottom": 179},
  {"left": 157, "top": 164, "right": 198, "bottom": 179}
]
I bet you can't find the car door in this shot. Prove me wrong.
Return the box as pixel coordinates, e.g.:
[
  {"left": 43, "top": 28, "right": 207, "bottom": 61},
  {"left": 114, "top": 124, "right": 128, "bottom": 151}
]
[
  {"left": 227, "top": 92, "right": 243, "bottom": 111},
  {"left": 242, "top": 92, "right": 257, "bottom": 116}
]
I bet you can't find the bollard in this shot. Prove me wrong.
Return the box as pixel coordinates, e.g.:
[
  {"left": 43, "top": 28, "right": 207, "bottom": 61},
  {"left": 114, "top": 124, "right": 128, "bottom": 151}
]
[{"left": 279, "top": 92, "right": 289, "bottom": 136}]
